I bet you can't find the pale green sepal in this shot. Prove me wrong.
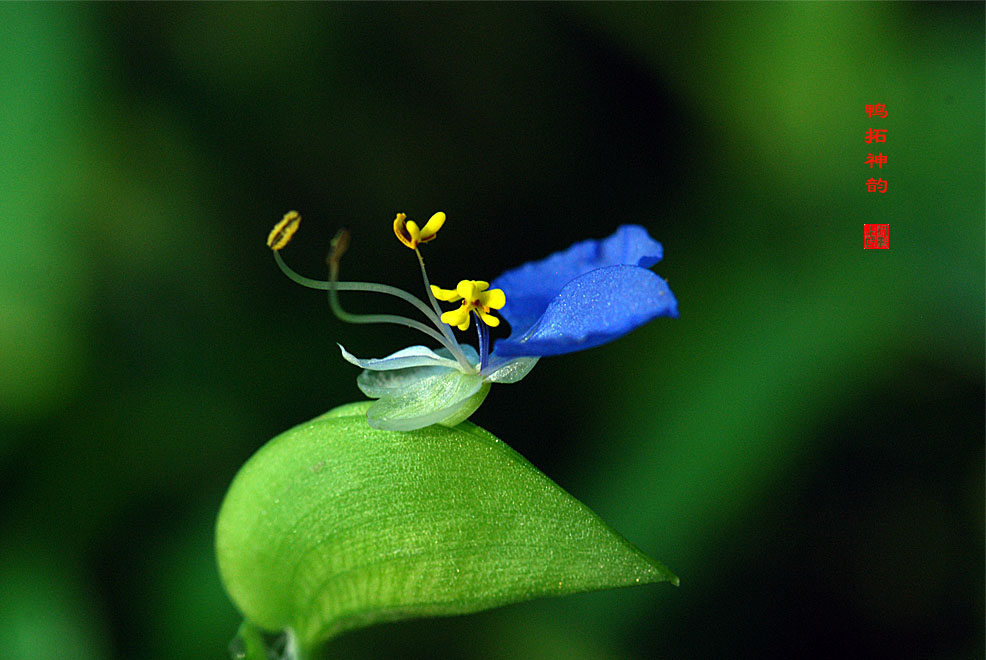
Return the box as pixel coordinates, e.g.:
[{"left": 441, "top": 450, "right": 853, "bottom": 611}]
[
  {"left": 483, "top": 356, "right": 540, "bottom": 383},
  {"left": 216, "top": 403, "right": 677, "bottom": 657},
  {"left": 366, "top": 370, "right": 484, "bottom": 431},
  {"left": 356, "top": 364, "right": 451, "bottom": 399},
  {"left": 437, "top": 380, "right": 490, "bottom": 426}
]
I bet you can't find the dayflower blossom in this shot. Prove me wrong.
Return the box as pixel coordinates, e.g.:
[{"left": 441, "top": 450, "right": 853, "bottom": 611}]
[{"left": 267, "top": 210, "right": 677, "bottom": 431}]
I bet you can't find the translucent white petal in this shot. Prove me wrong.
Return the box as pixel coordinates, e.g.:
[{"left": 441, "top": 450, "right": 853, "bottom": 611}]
[
  {"left": 434, "top": 344, "right": 480, "bottom": 366},
  {"left": 338, "top": 344, "right": 462, "bottom": 371}
]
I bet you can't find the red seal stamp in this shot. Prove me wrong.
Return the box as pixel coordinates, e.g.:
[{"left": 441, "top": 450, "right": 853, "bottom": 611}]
[{"left": 863, "top": 224, "right": 889, "bottom": 249}]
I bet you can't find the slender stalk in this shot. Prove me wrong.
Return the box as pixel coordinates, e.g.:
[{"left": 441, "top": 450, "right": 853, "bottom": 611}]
[
  {"left": 327, "top": 263, "right": 460, "bottom": 355},
  {"left": 272, "top": 245, "right": 476, "bottom": 372},
  {"left": 414, "top": 248, "right": 471, "bottom": 364},
  {"left": 414, "top": 248, "right": 469, "bottom": 372},
  {"left": 285, "top": 629, "right": 303, "bottom": 660},
  {"left": 274, "top": 251, "right": 439, "bottom": 324},
  {"left": 474, "top": 312, "right": 490, "bottom": 371}
]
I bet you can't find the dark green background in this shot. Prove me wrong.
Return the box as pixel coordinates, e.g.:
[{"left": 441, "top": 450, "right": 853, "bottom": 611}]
[{"left": 1, "top": 3, "right": 982, "bottom": 659}]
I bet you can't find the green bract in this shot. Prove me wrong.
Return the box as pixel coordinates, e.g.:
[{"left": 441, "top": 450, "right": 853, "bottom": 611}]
[{"left": 216, "top": 403, "right": 676, "bottom": 658}]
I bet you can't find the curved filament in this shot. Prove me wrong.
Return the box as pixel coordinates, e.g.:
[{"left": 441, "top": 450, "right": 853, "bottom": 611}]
[{"left": 273, "top": 250, "right": 474, "bottom": 371}]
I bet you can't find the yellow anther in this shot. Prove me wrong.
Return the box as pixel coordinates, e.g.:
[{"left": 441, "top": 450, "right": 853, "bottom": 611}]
[
  {"left": 394, "top": 211, "right": 446, "bottom": 249},
  {"left": 267, "top": 211, "right": 301, "bottom": 251},
  {"left": 432, "top": 280, "right": 506, "bottom": 331}
]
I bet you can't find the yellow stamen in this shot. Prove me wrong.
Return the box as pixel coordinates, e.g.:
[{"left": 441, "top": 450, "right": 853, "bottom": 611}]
[
  {"left": 267, "top": 211, "right": 301, "bottom": 251},
  {"left": 440, "top": 306, "right": 472, "bottom": 331},
  {"left": 394, "top": 211, "right": 446, "bottom": 249},
  {"left": 479, "top": 311, "right": 500, "bottom": 327},
  {"left": 430, "top": 285, "right": 461, "bottom": 302},
  {"left": 432, "top": 279, "right": 506, "bottom": 331}
]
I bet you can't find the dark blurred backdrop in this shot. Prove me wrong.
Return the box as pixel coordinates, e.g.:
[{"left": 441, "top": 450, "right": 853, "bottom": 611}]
[{"left": 1, "top": 3, "right": 982, "bottom": 660}]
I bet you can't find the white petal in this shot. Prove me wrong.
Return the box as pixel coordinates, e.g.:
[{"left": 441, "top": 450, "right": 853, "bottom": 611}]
[
  {"left": 434, "top": 344, "right": 480, "bottom": 366},
  {"left": 338, "top": 344, "right": 462, "bottom": 371}
]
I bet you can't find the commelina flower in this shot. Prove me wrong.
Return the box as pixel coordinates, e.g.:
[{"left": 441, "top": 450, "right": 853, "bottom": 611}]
[{"left": 267, "top": 210, "right": 678, "bottom": 431}]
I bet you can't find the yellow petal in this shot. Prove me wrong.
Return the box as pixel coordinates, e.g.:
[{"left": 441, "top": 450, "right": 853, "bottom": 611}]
[
  {"left": 481, "top": 288, "right": 506, "bottom": 310},
  {"left": 430, "top": 285, "right": 462, "bottom": 302},
  {"left": 418, "top": 212, "right": 446, "bottom": 243}
]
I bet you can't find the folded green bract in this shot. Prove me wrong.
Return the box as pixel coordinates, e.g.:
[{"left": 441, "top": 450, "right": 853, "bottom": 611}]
[{"left": 216, "top": 402, "right": 676, "bottom": 658}]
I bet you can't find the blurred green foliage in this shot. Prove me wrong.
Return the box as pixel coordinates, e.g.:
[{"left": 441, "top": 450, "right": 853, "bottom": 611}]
[{"left": 0, "top": 3, "right": 981, "bottom": 660}]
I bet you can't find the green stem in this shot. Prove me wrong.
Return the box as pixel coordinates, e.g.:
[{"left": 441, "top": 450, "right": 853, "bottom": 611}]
[
  {"left": 326, "top": 261, "right": 460, "bottom": 360},
  {"left": 414, "top": 248, "right": 464, "bottom": 354}
]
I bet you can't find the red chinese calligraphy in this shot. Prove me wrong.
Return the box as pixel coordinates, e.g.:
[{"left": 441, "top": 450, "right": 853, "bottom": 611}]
[
  {"left": 865, "top": 128, "right": 887, "bottom": 144},
  {"left": 865, "top": 177, "right": 888, "bottom": 193},
  {"left": 865, "top": 104, "right": 888, "bottom": 118},
  {"left": 865, "top": 153, "right": 887, "bottom": 169}
]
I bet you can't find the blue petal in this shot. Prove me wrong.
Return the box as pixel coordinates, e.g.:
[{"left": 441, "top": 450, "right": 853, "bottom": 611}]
[
  {"left": 491, "top": 225, "right": 664, "bottom": 337},
  {"left": 491, "top": 266, "right": 678, "bottom": 358}
]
